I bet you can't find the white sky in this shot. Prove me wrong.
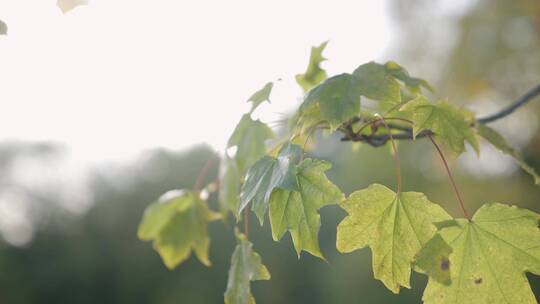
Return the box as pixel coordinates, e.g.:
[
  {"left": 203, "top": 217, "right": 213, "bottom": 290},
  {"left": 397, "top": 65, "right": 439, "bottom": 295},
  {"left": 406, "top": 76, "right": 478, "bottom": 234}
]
[{"left": 0, "top": 0, "right": 392, "bottom": 163}]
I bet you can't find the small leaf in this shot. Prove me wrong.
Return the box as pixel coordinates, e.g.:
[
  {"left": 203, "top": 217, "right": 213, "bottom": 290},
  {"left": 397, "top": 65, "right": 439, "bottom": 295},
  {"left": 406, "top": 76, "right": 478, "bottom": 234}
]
[
  {"left": 296, "top": 41, "right": 328, "bottom": 92},
  {"left": 401, "top": 96, "right": 479, "bottom": 155},
  {"left": 420, "top": 203, "right": 540, "bottom": 304},
  {"left": 269, "top": 158, "right": 344, "bottom": 259},
  {"left": 0, "top": 20, "right": 7, "bottom": 35},
  {"left": 239, "top": 143, "right": 302, "bottom": 224},
  {"left": 297, "top": 73, "right": 361, "bottom": 131},
  {"left": 353, "top": 62, "right": 401, "bottom": 110},
  {"left": 218, "top": 157, "right": 241, "bottom": 219},
  {"left": 228, "top": 114, "right": 274, "bottom": 172},
  {"left": 476, "top": 123, "right": 540, "bottom": 185},
  {"left": 137, "top": 190, "right": 220, "bottom": 269},
  {"left": 248, "top": 82, "right": 273, "bottom": 114},
  {"left": 224, "top": 230, "right": 270, "bottom": 304},
  {"left": 336, "top": 184, "right": 451, "bottom": 293},
  {"left": 57, "top": 0, "right": 88, "bottom": 13}
]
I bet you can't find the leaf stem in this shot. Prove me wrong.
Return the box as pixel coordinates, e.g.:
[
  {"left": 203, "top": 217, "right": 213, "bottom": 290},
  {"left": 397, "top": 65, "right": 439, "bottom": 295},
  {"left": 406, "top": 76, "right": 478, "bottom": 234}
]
[
  {"left": 194, "top": 153, "right": 218, "bottom": 191},
  {"left": 379, "top": 116, "right": 402, "bottom": 194},
  {"left": 427, "top": 135, "right": 470, "bottom": 220}
]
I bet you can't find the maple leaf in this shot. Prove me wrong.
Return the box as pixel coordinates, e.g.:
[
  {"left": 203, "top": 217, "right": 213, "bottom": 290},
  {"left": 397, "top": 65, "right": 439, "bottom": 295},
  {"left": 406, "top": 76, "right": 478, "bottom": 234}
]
[
  {"left": 476, "top": 123, "right": 540, "bottom": 185},
  {"left": 137, "top": 190, "right": 220, "bottom": 269},
  {"left": 228, "top": 114, "right": 274, "bottom": 173},
  {"left": 247, "top": 82, "right": 273, "bottom": 114},
  {"left": 296, "top": 41, "right": 329, "bottom": 92},
  {"left": 225, "top": 230, "right": 270, "bottom": 304},
  {"left": 239, "top": 143, "right": 302, "bottom": 224},
  {"left": 417, "top": 203, "right": 540, "bottom": 304},
  {"left": 401, "top": 96, "right": 479, "bottom": 154},
  {"left": 218, "top": 156, "right": 241, "bottom": 219},
  {"left": 269, "top": 158, "right": 344, "bottom": 259},
  {"left": 336, "top": 184, "right": 451, "bottom": 293},
  {"left": 297, "top": 73, "right": 362, "bottom": 131}
]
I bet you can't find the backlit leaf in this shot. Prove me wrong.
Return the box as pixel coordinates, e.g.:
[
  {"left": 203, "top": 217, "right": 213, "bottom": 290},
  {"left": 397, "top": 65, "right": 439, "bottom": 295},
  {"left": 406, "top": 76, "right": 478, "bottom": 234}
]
[
  {"left": 297, "top": 73, "right": 361, "bottom": 131},
  {"left": 219, "top": 157, "right": 241, "bottom": 219},
  {"left": 353, "top": 62, "right": 401, "bottom": 110},
  {"left": 248, "top": 82, "right": 273, "bottom": 114},
  {"left": 269, "top": 158, "right": 344, "bottom": 258},
  {"left": 137, "top": 190, "right": 220, "bottom": 269},
  {"left": 0, "top": 20, "right": 7, "bottom": 35},
  {"left": 57, "top": 0, "right": 88, "bottom": 13},
  {"left": 228, "top": 114, "right": 274, "bottom": 172},
  {"left": 476, "top": 123, "right": 540, "bottom": 185},
  {"left": 336, "top": 184, "right": 451, "bottom": 293},
  {"left": 401, "top": 96, "right": 479, "bottom": 154},
  {"left": 296, "top": 41, "right": 328, "bottom": 92},
  {"left": 239, "top": 143, "right": 303, "bottom": 224},
  {"left": 224, "top": 230, "right": 270, "bottom": 304},
  {"left": 419, "top": 203, "right": 540, "bottom": 304}
]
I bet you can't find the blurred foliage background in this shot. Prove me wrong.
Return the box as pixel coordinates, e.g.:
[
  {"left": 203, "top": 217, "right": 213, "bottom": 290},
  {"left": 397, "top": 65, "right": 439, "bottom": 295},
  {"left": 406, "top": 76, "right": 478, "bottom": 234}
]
[{"left": 1, "top": 0, "right": 540, "bottom": 303}]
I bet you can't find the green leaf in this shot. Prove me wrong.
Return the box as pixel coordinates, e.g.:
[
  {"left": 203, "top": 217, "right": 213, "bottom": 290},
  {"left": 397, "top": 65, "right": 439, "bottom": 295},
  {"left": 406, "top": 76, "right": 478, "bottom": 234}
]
[
  {"left": 419, "top": 203, "right": 540, "bottom": 304},
  {"left": 401, "top": 96, "right": 479, "bottom": 154},
  {"left": 219, "top": 157, "right": 241, "bottom": 219},
  {"left": 296, "top": 41, "right": 328, "bottom": 92},
  {"left": 414, "top": 234, "right": 452, "bottom": 286},
  {"left": 353, "top": 62, "right": 401, "bottom": 110},
  {"left": 476, "top": 123, "right": 540, "bottom": 185},
  {"left": 297, "top": 73, "right": 361, "bottom": 131},
  {"left": 384, "top": 61, "right": 433, "bottom": 93},
  {"left": 137, "top": 190, "right": 220, "bottom": 269},
  {"left": 0, "top": 20, "right": 7, "bottom": 35},
  {"left": 239, "top": 143, "right": 303, "bottom": 224},
  {"left": 248, "top": 82, "right": 273, "bottom": 114},
  {"left": 336, "top": 184, "right": 451, "bottom": 293},
  {"left": 224, "top": 230, "right": 271, "bottom": 304},
  {"left": 269, "top": 158, "right": 344, "bottom": 258},
  {"left": 228, "top": 114, "right": 274, "bottom": 172}
]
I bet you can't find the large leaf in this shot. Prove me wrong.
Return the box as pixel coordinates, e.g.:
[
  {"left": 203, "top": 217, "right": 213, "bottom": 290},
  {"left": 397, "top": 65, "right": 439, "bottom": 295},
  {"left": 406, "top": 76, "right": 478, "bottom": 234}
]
[
  {"left": 401, "top": 96, "right": 479, "bottom": 154},
  {"left": 219, "top": 157, "right": 241, "bottom": 219},
  {"left": 336, "top": 184, "right": 451, "bottom": 293},
  {"left": 137, "top": 190, "right": 220, "bottom": 269},
  {"left": 224, "top": 231, "right": 270, "bottom": 304},
  {"left": 247, "top": 82, "right": 273, "bottom": 114},
  {"left": 297, "top": 73, "right": 361, "bottom": 131},
  {"left": 269, "top": 158, "right": 344, "bottom": 258},
  {"left": 239, "top": 143, "right": 303, "bottom": 224},
  {"left": 476, "top": 123, "right": 540, "bottom": 185},
  {"left": 418, "top": 203, "right": 540, "bottom": 304},
  {"left": 228, "top": 114, "right": 274, "bottom": 172},
  {"left": 296, "top": 41, "right": 328, "bottom": 92},
  {"left": 353, "top": 62, "right": 401, "bottom": 110}
]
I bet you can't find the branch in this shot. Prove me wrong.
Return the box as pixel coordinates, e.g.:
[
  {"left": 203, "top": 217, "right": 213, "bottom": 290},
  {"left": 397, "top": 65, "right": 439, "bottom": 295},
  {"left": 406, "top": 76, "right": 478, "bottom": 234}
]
[{"left": 340, "top": 84, "right": 540, "bottom": 146}]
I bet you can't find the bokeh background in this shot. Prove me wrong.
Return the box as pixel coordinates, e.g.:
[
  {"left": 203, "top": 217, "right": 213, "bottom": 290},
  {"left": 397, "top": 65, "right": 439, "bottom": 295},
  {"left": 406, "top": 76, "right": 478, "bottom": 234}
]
[{"left": 0, "top": 0, "right": 539, "bottom": 303}]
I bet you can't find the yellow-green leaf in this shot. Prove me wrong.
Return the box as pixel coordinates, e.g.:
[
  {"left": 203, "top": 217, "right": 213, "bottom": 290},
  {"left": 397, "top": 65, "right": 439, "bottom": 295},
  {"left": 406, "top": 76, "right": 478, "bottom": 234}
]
[
  {"left": 0, "top": 20, "right": 7, "bottom": 35},
  {"left": 419, "top": 203, "right": 540, "bottom": 304},
  {"left": 269, "top": 158, "right": 344, "bottom": 259},
  {"left": 476, "top": 123, "right": 540, "bottom": 185},
  {"left": 57, "top": 0, "right": 88, "bottom": 13},
  {"left": 296, "top": 41, "right": 328, "bottom": 92},
  {"left": 336, "top": 184, "right": 451, "bottom": 293},
  {"left": 353, "top": 62, "right": 401, "bottom": 110},
  {"left": 401, "top": 96, "right": 479, "bottom": 154},
  {"left": 137, "top": 190, "right": 220, "bottom": 269},
  {"left": 224, "top": 231, "right": 270, "bottom": 304},
  {"left": 248, "top": 82, "right": 273, "bottom": 114},
  {"left": 228, "top": 114, "right": 274, "bottom": 172},
  {"left": 218, "top": 157, "right": 241, "bottom": 219}
]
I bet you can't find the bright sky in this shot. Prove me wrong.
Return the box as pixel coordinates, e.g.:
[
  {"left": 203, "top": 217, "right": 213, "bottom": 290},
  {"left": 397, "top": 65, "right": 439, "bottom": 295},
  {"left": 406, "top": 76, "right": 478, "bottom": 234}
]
[{"left": 0, "top": 0, "right": 392, "bottom": 163}]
